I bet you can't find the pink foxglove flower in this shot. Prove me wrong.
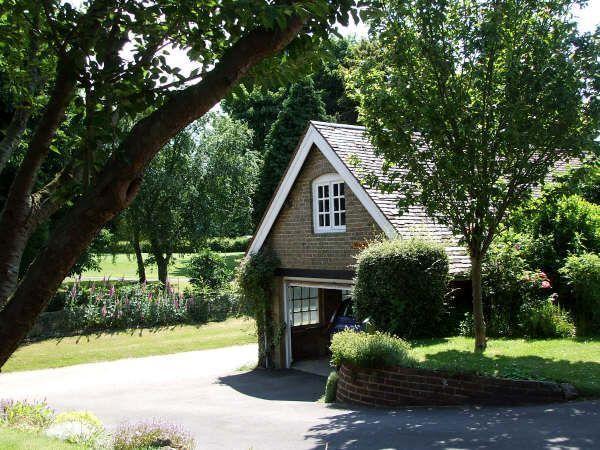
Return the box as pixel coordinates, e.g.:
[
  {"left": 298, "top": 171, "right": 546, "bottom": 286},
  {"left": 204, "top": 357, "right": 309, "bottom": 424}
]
[
  {"left": 541, "top": 280, "right": 551, "bottom": 289},
  {"left": 101, "top": 305, "right": 107, "bottom": 317}
]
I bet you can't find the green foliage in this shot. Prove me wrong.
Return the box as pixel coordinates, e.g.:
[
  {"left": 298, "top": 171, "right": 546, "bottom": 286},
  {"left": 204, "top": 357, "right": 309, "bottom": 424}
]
[
  {"left": 252, "top": 77, "right": 328, "bottom": 224},
  {"left": 188, "top": 249, "right": 232, "bottom": 293},
  {"left": 206, "top": 236, "right": 251, "bottom": 253},
  {"left": 543, "top": 161, "right": 600, "bottom": 205},
  {"left": 323, "top": 371, "right": 339, "bottom": 403},
  {"left": 561, "top": 253, "right": 600, "bottom": 336},
  {"left": 0, "top": 400, "right": 54, "bottom": 430},
  {"left": 518, "top": 297, "right": 575, "bottom": 338},
  {"left": 513, "top": 194, "right": 600, "bottom": 276},
  {"left": 236, "top": 250, "right": 280, "bottom": 367},
  {"left": 353, "top": 239, "right": 450, "bottom": 338},
  {"left": 50, "top": 411, "right": 106, "bottom": 447},
  {"left": 330, "top": 330, "right": 416, "bottom": 369},
  {"left": 63, "top": 281, "right": 208, "bottom": 332},
  {"left": 113, "top": 420, "right": 195, "bottom": 450},
  {"left": 54, "top": 411, "right": 103, "bottom": 431}
]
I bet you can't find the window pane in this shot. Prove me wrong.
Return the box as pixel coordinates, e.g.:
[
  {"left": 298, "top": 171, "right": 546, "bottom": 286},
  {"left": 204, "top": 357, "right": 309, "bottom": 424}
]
[
  {"left": 310, "top": 310, "right": 319, "bottom": 324},
  {"left": 318, "top": 200, "right": 323, "bottom": 212},
  {"left": 334, "top": 213, "right": 339, "bottom": 226},
  {"left": 293, "top": 312, "right": 301, "bottom": 325},
  {"left": 325, "top": 215, "right": 330, "bottom": 226},
  {"left": 310, "top": 297, "right": 317, "bottom": 310},
  {"left": 293, "top": 286, "right": 302, "bottom": 298},
  {"left": 341, "top": 212, "right": 346, "bottom": 225},
  {"left": 302, "top": 299, "right": 309, "bottom": 311},
  {"left": 319, "top": 215, "right": 324, "bottom": 226},
  {"left": 302, "top": 287, "right": 309, "bottom": 298},
  {"left": 340, "top": 183, "right": 345, "bottom": 195},
  {"left": 334, "top": 198, "right": 339, "bottom": 211},
  {"left": 293, "top": 299, "right": 301, "bottom": 312},
  {"left": 340, "top": 197, "right": 345, "bottom": 211},
  {"left": 302, "top": 311, "right": 310, "bottom": 323},
  {"left": 324, "top": 200, "right": 329, "bottom": 212},
  {"left": 318, "top": 185, "right": 323, "bottom": 198},
  {"left": 309, "top": 288, "right": 317, "bottom": 298},
  {"left": 333, "top": 183, "right": 338, "bottom": 196},
  {"left": 324, "top": 185, "right": 329, "bottom": 197}
]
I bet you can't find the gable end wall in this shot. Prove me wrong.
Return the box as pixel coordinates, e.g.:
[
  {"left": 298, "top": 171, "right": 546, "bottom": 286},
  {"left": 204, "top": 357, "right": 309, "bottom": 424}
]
[{"left": 264, "top": 145, "right": 383, "bottom": 272}]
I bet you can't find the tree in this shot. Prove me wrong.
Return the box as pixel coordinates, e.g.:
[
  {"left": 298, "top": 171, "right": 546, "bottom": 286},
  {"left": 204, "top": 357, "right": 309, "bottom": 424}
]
[
  {"left": 347, "top": 0, "right": 599, "bottom": 351},
  {"left": 221, "top": 86, "right": 287, "bottom": 156},
  {"left": 253, "top": 77, "right": 328, "bottom": 224},
  {"left": 127, "top": 130, "right": 195, "bottom": 283},
  {"left": 0, "top": 0, "right": 356, "bottom": 367},
  {"left": 187, "top": 114, "right": 260, "bottom": 239}
]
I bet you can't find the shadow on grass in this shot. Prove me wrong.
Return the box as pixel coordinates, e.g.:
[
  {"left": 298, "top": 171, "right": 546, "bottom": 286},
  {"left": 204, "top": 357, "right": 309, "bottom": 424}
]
[
  {"left": 218, "top": 369, "right": 324, "bottom": 402},
  {"left": 418, "top": 349, "right": 600, "bottom": 396},
  {"left": 304, "top": 400, "right": 600, "bottom": 450}
]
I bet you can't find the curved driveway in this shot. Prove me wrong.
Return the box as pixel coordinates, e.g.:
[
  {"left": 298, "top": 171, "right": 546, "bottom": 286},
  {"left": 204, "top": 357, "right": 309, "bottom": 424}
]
[{"left": 1, "top": 344, "right": 598, "bottom": 449}]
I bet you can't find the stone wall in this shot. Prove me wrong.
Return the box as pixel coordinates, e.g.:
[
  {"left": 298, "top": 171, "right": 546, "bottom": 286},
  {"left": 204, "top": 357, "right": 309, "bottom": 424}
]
[{"left": 337, "top": 364, "right": 577, "bottom": 407}]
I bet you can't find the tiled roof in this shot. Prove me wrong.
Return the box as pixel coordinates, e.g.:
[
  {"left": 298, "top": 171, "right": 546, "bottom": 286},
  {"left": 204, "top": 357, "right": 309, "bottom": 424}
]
[{"left": 311, "top": 121, "right": 581, "bottom": 275}]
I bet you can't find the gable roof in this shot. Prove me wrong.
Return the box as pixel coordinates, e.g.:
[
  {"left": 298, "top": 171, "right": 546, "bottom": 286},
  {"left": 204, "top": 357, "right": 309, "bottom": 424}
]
[{"left": 248, "top": 120, "right": 582, "bottom": 275}]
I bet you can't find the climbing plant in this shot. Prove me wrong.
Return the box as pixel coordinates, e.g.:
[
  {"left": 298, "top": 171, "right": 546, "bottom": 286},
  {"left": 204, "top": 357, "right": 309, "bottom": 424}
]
[{"left": 236, "top": 250, "right": 280, "bottom": 368}]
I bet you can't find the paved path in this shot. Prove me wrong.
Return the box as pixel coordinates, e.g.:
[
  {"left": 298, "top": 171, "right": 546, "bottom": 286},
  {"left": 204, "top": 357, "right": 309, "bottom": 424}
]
[{"left": 1, "top": 344, "right": 599, "bottom": 450}]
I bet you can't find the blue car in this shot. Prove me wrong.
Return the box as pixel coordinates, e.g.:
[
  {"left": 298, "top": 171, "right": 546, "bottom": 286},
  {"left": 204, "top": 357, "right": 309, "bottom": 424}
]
[{"left": 328, "top": 298, "right": 364, "bottom": 335}]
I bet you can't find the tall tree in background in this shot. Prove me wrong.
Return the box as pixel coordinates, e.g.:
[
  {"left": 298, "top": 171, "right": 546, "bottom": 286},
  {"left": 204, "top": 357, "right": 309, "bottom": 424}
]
[
  {"left": 347, "top": 0, "right": 599, "bottom": 351},
  {"left": 187, "top": 114, "right": 259, "bottom": 239},
  {"left": 253, "top": 77, "right": 328, "bottom": 224},
  {"left": 0, "top": 0, "right": 356, "bottom": 367},
  {"left": 221, "top": 86, "right": 287, "bottom": 157}
]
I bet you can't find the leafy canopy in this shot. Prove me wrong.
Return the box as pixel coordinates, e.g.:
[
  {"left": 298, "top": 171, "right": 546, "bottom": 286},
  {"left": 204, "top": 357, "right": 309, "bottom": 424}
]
[{"left": 347, "top": 0, "right": 599, "bottom": 257}]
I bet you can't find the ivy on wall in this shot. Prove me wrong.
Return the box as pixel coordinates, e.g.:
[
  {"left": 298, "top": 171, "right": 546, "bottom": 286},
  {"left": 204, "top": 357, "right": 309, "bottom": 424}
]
[{"left": 236, "top": 250, "right": 280, "bottom": 368}]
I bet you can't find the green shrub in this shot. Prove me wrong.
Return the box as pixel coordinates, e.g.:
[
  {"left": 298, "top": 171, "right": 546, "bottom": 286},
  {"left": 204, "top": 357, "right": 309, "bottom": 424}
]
[
  {"left": 560, "top": 253, "right": 600, "bottom": 336},
  {"left": 188, "top": 249, "right": 233, "bottom": 292},
  {"left": 323, "top": 371, "right": 339, "bottom": 403},
  {"left": 518, "top": 297, "right": 575, "bottom": 338},
  {"left": 206, "top": 236, "right": 251, "bottom": 253},
  {"left": 353, "top": 239, "right": 450, "bottom": 338},
  {"left": 515, "top": 194, "right": 600, "bottom": 276},
  {"left": 330, "top": 330, "right": 416, "bottom": 369},
  {"left": 113, "top": 421, "right": 195, "bottom": 450},
  {"left": 0, "top": 400, "right": 54, "bottom": 430}
]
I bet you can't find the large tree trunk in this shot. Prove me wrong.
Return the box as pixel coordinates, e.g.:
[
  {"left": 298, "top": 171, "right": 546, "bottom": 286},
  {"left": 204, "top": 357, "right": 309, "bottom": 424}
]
[
  {"left": 470, "top": 254, "right": 487, "bottom": 352},
  {"left": 131, "top": 228, "right": 146, "bottom": 283},
  {"left": 0, "top": 19, "right": 305, "bottom": 368}
]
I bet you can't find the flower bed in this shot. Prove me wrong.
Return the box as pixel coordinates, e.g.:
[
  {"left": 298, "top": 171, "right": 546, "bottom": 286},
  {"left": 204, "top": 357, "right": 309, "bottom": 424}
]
[{"left": 336, "top": 363, "right": 578, "bottom": 407}]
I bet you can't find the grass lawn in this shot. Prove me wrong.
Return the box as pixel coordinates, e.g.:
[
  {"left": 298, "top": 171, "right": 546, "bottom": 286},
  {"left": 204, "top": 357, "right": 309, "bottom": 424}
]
[
  {"left": 66, "top": 252, "right": 245, "bottom": 290},
  {"left": 4, "top": 317, "right": 256, "bottom": 373},
  {"left": 411, "top": 336, "right": 600, "bottom": 396},
  {"left": 0, "top": 427, "right": 84, "bottom": 450}
]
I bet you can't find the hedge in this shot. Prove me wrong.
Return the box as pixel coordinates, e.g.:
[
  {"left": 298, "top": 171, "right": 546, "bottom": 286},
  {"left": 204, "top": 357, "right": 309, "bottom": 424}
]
[{"left": 353, "top": 239, "right": 450, "bottom": 338}]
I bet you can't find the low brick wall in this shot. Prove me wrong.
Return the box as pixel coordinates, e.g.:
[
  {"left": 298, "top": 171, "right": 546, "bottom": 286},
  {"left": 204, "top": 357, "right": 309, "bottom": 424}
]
[{"left": 336, "top": 364, "right": 577, "bottom": 407}]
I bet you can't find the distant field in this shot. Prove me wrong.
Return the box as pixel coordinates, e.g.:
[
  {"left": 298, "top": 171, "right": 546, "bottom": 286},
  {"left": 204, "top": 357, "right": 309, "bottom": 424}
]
[{"left": 67, "top": 252, "right": 244, "bottom": 288}]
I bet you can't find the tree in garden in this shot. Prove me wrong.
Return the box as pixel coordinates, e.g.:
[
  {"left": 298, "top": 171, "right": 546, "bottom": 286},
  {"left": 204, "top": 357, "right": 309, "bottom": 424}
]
[
  {"left": 347, "top": 0, "right": 599, "bottom": 351},
  {"left": 186, "top": 114, "right": 260, "bottom": 240},
  {"left": 125, "top": 129, "right": 195, "bottom": 284},
  {"left": 0, "top": 0, "right": 356, "bottom": 367},
  {"left": 253, "top": 77, "right": 328, "bottom": 224}
]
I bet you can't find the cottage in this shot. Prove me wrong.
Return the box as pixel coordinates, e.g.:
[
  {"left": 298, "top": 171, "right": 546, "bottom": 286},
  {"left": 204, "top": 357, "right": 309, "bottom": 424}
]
[
  {"left": 248, "top": 120, "right": 579, "bottom": 369},
  {"left": 247, "top": 121, "right": 475, "bottom": 368}
]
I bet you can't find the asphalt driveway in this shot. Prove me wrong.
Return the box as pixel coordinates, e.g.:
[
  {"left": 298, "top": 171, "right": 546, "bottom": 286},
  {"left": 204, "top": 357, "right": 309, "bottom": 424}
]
[{"left": 1, "top": 343, "right": 598, "bottom": 450}]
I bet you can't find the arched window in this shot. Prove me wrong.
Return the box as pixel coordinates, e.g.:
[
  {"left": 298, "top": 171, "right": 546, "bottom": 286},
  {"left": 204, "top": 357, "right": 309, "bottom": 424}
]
[{"left": 312, "top": 173, "right": 346, "bottom": 233}]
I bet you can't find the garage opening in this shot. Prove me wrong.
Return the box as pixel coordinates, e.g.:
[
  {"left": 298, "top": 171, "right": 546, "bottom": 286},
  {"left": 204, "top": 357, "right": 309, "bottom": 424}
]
[{"left": 282, "top": 279, "right": 354, "bottom": 368}]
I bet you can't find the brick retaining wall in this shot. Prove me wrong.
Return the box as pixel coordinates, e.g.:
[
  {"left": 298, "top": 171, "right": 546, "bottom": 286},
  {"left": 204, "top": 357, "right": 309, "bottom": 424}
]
[{"left": 336, "top": 364, "right": 577, "bottom": 407}]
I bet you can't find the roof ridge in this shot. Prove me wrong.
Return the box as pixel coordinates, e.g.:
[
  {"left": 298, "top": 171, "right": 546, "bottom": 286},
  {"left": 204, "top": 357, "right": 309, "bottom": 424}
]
[{"left": 310, "top": 120, "right": 366, "bottom": 131}]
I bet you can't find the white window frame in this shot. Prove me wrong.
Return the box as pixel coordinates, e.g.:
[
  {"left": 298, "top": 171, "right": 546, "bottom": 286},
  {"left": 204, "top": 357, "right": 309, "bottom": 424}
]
[{"left": 312, "top": 173, "right": 347, "bottom": 234}]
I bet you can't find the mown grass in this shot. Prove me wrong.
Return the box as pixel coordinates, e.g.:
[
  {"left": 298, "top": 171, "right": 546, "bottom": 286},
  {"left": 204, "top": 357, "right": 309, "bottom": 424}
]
[
  {"left": 410, "top": 336, "right": 600, "bottom": 396},
  {"left": 4, "top": 317, "right": 256, "bottom": 373},
  {"left": 0, "top": 427, "right": 85, "bottom": 450}
]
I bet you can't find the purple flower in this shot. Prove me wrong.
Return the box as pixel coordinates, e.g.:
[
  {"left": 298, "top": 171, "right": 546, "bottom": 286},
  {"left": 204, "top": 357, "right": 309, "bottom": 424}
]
[
  {"left": 101, "top": 305, "right": 107, "bottom": 317},
  {"left": 109, "top": 285, "right": 115, "bottom": 297}
]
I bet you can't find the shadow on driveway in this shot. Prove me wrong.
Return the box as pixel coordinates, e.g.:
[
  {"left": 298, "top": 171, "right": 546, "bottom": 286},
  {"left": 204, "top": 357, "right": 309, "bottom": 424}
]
[
  {"left": 218, "top": 369, "right": 325, "bottom": 402},
  {"left": 305, "top": 400, "right": 600, "bottom": 449}
]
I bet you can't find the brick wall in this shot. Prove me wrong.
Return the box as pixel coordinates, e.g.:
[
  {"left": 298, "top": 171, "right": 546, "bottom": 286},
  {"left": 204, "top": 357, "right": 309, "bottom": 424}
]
[
  {"left": 336, "top": 364, "right": 578, "bottom": 407},
  {"left": 265, "top": 145, "right": 382, "bottom": 272}
]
